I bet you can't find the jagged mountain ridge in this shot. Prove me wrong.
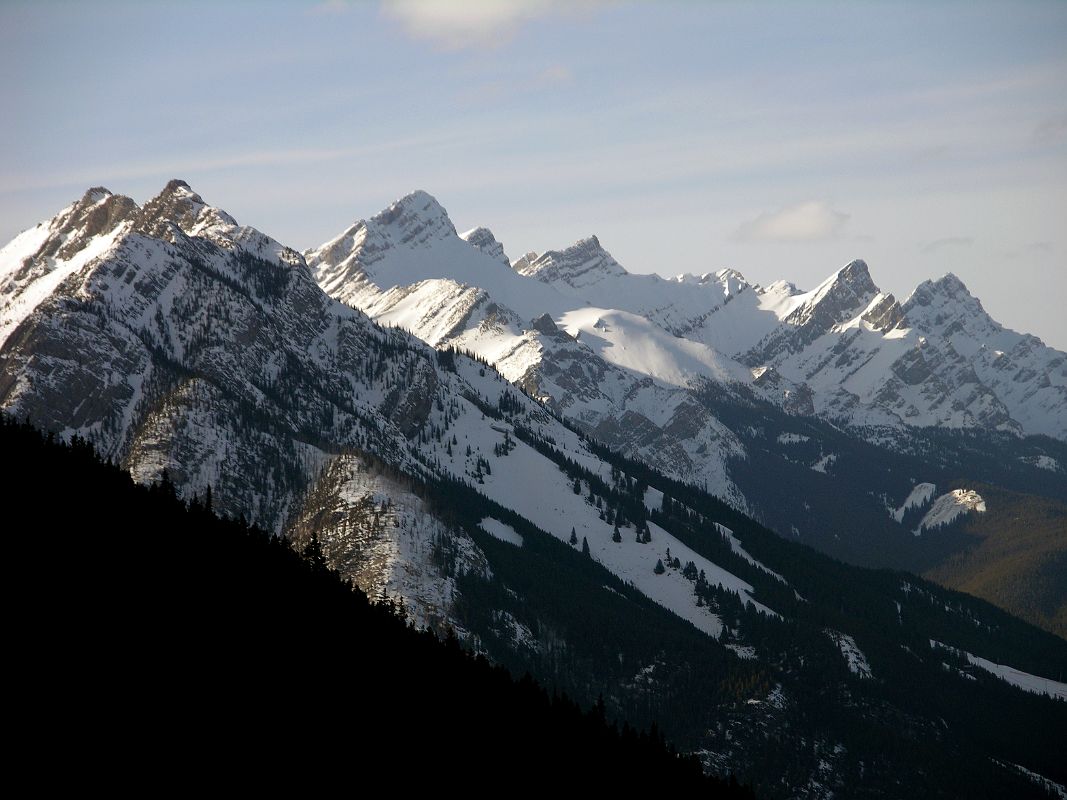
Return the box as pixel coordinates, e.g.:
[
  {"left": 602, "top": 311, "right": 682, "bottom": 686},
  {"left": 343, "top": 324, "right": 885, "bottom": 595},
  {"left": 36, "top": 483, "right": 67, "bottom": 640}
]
[
  {"left": 0, "top": 179, "right": 761, "bottom": 631},
  {"left": 308, "top": 190, "right": 1066, "bottom": 442},
  {"left": 305, "top": 189, "right": 1067, "bottom": 636},
  {"left": 308, "top": 191, "right": 753, "bottom": 508},
  {"left": 305, "top": 190, "right": 1065, "bottom": 529},
  {"left": 3, "top": 182, "right": 1066, "bottom": 799}
]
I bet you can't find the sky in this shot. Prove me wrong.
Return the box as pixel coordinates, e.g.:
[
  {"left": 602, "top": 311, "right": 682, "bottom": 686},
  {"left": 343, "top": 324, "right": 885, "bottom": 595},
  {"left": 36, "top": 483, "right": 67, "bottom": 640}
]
[{"left": 2, "top": 0, "right": 1065, "bottom": 348}]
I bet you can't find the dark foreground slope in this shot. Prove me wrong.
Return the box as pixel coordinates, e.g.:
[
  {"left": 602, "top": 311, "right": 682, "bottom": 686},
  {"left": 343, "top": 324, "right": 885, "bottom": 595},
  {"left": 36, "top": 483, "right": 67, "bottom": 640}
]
[{"left": 0, "top": 417, "right": 748, "bottom": 795}]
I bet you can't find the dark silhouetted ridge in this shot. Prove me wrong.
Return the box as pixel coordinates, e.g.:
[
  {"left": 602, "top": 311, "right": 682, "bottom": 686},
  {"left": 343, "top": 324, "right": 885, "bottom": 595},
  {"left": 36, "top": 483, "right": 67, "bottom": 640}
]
[{"left": 0, "top": 415, "right": 753, "bottom": 795}]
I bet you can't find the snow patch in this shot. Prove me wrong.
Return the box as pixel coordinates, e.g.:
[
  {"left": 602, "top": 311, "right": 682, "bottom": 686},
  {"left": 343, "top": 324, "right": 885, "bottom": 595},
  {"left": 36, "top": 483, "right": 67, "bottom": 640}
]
[
  {"left": 1021, "top": 454, "right": 1060, "bottom": 472},
  {"left": 826, "top": 630, "right": 872, "bottom": 678},
  {"left": 725, "top": 643, "right": 757, "bottom": 659},
  {"left": 930, "top": 641, "right": 1067, "bottom": 700},
  {"left": 479, "top": 517, "right": 524, "bottom": 547},
  {"left": 914, "top": 489, "right": 986, "bottom": 534},
  {"left": 810, "top": 453, "right": 836, "bottom": 473},
  {"left": 892, "top": 481, "right": 936, "bottom": 522},
  {"left": 993, "top": 761, "right": 1067, "bottom": 799}
]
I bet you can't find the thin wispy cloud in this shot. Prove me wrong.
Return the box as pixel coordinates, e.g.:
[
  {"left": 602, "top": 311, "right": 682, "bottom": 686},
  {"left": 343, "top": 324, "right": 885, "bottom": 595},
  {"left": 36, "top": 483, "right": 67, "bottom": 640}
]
[
  {"left": 0, "top": 133, "right": 473, "bottom": 196},
  {"left": 456, "top": 63, "right": 573, "bottom": 106},
  {"left": 733, "top": 201, "right": 850, "bottom": 243},
  {"left": 921, "top": 236, "right": 973, "bottom": 254},
  {"left": 1003, "top": 241, "right": 1054, "bottom": 260},
  {"left": 380, "top": 0, "right": 606, "bottom": 49}
]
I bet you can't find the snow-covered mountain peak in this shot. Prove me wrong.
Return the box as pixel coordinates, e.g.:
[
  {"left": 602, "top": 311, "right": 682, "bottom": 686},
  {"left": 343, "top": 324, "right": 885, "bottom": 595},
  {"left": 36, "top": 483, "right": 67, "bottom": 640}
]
[
  {"left": 762, "top": 279, "right": 800, "bottom": 298},
  {"left": 46, "top": 188, "right": 138, "bottom": 259},
  {"left": 81, "top": 186, "right": 112, "bottom": 205},
  {"left": 138, "top": 179, "right": 238, "bottom": 241},
  {"left": 301, "top": 190, "right": 1066, "bottom": 443},
  {"left": 460, "top": 226, "right": 509, "bottom": 265},
  {"left": 370, "top": 189, "right": 457, "bottom": 244},
  {"left": 0, "top": 184, "right": 143, "bottom": 345},
  {"left": 308, "top": 190, "right": 461, "bottom": 281},
  {"left": 902, "top": 272, "right": 989, "bottom": 333},
  {"left": 754, "top": 260, "right": 882, "bottom": 332},
  {"left": 818, "top": 258, "right": 878, "bottom": 300},
  {"left": 136, "top": 179, "right": 301, "bottom": 269},
  {"left": 513, "top": 234, "right": 627, "bottom": 289}
]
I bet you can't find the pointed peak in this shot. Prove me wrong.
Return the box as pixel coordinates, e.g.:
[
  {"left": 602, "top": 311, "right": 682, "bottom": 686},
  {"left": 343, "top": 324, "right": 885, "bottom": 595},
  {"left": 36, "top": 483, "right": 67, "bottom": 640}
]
[
  {"left": 714, "top": 267, "right": 752, "bottom": 296},
  {"left": 139, "top": 179, "right": 236, "bottom": 239},
  {"left": 765, "top": 279, "right": 801, "bottom": 297},
  {"left": 460, "top": 226, "right": 510, "bottom": 265},
  {"left": 931, "top": 272, "right": 971, "bottom": 295},
  {"left": 511, "top": 251, "right": 540, "bottom": 272},
  {"left": 515, "top": 235, "right": 626, "bottom": 288},
  {"left": 551, "top": 234, "right": 615, "bottom": 265},
  {"left": 460, "top": 226, "right": 492, "bottom": 239},
  {"left": 815, "top": 258, "right": 880, "bottom": 298},
  {"left": 840, "top": 258, "right": 870, "bottom": 279},
  {"left": 531, "top": 312, "right": 559, "bottom": 336},
  {"left": 369, "top": 189, "right": 457, "bottom": 242},
  {"left": 902, "top": 271, "right": 988, "bottom": 332},
  {"left": 774, "top": 259, "right": 882, "bottom": 329},
  {"left": 146, "top": 178, "right": 203, "bottom": 207},
  {"left": 375, "top": 190, "right": 451, "bottom": 223},
  {"left": 716, "top": 267, "right": 748, "bottom": 282},
  {"left": 80, "top": 186, "right": 114, "bottom": 206},
  {"left": 907, "top": 272, "right": 977, "bottom": 303},
  {"left": 153, "top": 178, "right": 206, "bottom": 206},
  {"left": 163, "top": 178, "right": 192, "bottom": 193}
]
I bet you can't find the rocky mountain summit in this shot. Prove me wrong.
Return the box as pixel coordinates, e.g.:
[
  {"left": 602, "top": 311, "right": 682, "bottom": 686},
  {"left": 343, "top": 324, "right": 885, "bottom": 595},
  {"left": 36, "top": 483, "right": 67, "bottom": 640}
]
[{"left": 3, "top": 181, "right": 1065, "bottom": 799}]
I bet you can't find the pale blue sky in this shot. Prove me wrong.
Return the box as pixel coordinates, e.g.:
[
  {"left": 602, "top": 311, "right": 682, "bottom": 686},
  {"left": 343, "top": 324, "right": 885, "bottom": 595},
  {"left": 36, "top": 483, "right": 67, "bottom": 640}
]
[{"left": 2, "top": 1, "right": 1065, "bottom": 347}]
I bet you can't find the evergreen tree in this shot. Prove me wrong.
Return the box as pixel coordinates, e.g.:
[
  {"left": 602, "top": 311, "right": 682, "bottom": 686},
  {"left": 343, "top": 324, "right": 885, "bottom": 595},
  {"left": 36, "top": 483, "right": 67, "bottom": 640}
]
[
  {"left": 654, "top": 559, "right": 666, "bottom": 575},
  {"left": 581, "top": 537, "right": 591, "bottom": 557},
  {"left": 569, "top": 528, "right": 578, "bottom": 546}
]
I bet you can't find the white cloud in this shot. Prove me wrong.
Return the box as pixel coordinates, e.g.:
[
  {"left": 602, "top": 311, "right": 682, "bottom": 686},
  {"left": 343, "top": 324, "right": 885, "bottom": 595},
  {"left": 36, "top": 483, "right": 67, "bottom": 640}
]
[
  {"left": 381, "top": 0, "right": 605, "bottom": 49},
  {"left": 921, "top": 236, "right": 973, "bottom": 254},
  {"left": 733, "top": 201, "right": 850, "bottom": 243}
]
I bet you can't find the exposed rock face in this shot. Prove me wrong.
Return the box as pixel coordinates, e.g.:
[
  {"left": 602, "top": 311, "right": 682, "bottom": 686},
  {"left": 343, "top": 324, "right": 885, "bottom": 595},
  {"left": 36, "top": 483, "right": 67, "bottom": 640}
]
[
  {"left": 744, "top": 260, "right": 901, "bottom": 366},
  {"left": 307, "top": 197, "right": 750, "bottom": 506},
  {"left": 461, "top": 226, "right": 509, "bottom": 265},
  {"left": 512, "top": 235, "right": 627, "bottom": 289},
  {"left": 0, "top": 182, "right": 545, "bottom": 630},
  {"left": 305, "top": 188, "right": 1067, "bottom": 520}
]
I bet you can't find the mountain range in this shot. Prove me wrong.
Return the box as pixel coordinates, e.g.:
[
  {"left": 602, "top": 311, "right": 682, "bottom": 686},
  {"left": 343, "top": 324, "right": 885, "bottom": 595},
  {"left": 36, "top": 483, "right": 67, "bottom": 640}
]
[
  {"left": 305, "top": 187, "right": 1067, "bottom": 629},
  {"left": 1, "top": 181, "right": 1064, "bottom": 798}
]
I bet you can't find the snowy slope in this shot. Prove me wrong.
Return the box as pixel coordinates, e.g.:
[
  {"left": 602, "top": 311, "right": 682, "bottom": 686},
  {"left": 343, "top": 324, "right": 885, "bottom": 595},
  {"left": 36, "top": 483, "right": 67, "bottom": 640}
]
[
  {"left": 915, "top": 489, "right": 987, "bottom": 534},
  {"left": 311, "top": 192, "right": 1067, "bottom": 446},
  {"left": 5, "top": 181, "right": 1065, "bottom": 799},
  {"left": 931, "top": 641, "right": 1067, "bottom": 700},
  {"left": 892, "top": 482, "right": 937, "bottom": 522},
  {"left": 1, "top": 180, "right": 773, "bottom": 641},
  {"left": 1, "top": 189, "right": 134, "bottom": 345},
  {"left": 306, "top": 192, "right": 752, "bottom": 506}
]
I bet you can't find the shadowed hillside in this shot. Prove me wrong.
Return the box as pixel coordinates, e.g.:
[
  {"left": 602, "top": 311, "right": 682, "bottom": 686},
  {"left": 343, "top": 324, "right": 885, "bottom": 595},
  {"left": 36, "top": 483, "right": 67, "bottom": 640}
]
[{"left": 0, "top": 415, "right": 750, "bottom": 794}]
